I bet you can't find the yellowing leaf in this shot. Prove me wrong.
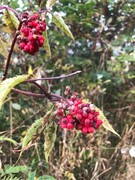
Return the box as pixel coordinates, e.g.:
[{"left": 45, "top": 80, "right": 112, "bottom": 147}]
[
  {"left": 43, "top": 30, "right": 51, "bottom": 58},
  {"left": 44, "top": 122, "right": 57, "bottom": 162},
  {"left": 52, "top": 12, "right": 74, "bottom": 40},
  {"left": 3, "top": 9, "right": 19, "bottom": 32},
  {"left": 0, "top": 75, "right": 29, "bottom": 110},
  {"left": 95, "top": 106, "right": 121, "bottom": 138},
  {"left": 46, "top": 0, "right": 58, "bottom": 8}
]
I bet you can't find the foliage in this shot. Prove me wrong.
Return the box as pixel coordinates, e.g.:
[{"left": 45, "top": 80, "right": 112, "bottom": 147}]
[{"left": 0, "top": 0, "right": 135, "bottom": 179}]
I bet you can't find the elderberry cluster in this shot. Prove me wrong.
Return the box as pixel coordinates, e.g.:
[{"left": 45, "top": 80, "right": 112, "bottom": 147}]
[
  {"left": 18, "top": 13, "right": 46, "bottom": 55},
  {"left": 55, "top": 87, "right": 102, "bottom": 134}
]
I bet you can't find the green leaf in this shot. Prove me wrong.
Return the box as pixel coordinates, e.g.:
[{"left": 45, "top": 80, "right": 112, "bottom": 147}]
[
  {"left": 18, "top": 108, "right": 54, "bottom": 161},
  {"left": 28, "top": 171, "right": 36, "bottom": 180},
  {"left": 38, "top": 175, "right": 56, "bottom": 180},
  {"left": 95, "top": 106, "right": 121, "bottom": 138},
  {"left": 0, "top": 136, "right": 17, "bottom": 145},
  {"left": 3, "top": 9, "right": 19, "bottom": 32},
  {"left": 44, "top": 122, "right": 57, "bottom": 162},
  {"left": 46, "top": 0, "right": 58, "bottom": 8},
  {"left": 43, "top": 30, "right": 51, "bottom": 58},
  {"left": 0, "top": 37, "right": 8, "bottom": 58},
  {"left": 11, "top": 103, "right": 21, "bottom": 110},
  {"left": 52, "top": 12, "right": 74, "bottom": 40},
  {"left": 21, "top": 117, "right": 43, "bottom": 149},
  {"left": 2, "top": 165, "right": 29, "bottom": 175},
  {"left": 0, "top": 75, "right": 29, "bottom": 110}
]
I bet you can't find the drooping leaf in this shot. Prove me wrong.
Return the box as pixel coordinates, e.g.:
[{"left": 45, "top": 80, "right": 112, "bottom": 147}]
[
  {"left": 0, "top": 75, "right": 29, "bottom": 110},
  {"left": 0, "top": 37, "right": 8, "bottom": 58},
  {"left": 46, "top": 0, "right": 58, "bottom": 8},
  {"left": 95, "top": 106, "right": 121, "bottom": 138},
  {"left": 44, "top": 122, "right": 57, "bottom": 162},
  {"left": 43, "top": 30, "right": 51, "bottom": 58},
  {"left": 52, "top": 12, "right": 74, "bottom": 40},
  {"left": 0, "top": 136, "right": 17, "bottom": 145},
  {"left": 3, "top": 9, "right": 19, "bottom": 32}
]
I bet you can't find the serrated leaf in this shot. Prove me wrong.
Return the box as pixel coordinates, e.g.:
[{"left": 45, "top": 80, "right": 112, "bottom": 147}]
[
  {"left": 22, "top": 118, "right": 43, "bottom": 149},
  {"left": 3, "top": 165, "right": 29, "bottom": 175},
  {"left": 95, "top": 106, "right": 121, "bottom": 138},
  {"left": 0, "top": 136, "right": 17, "bottom": 145},
  {"left": 0, "top": 37, "right": 8, "bottom": 58},
  {"left": 0, "top": 75, "right": 29, "bottom": 110},
  {"left": 18, "top": 108, "right": 54, "bottom": 161},
  {"left": 46, "top": 0, "right": 58, "bottom": 8},
  {"left": 52, "top": 12, "right": 74, "bottom": 40},
  {"left": 3, "top": 9, "right": 19, "bottom": 32},
  {"left": 44, "top": 122, "right": 57, "bottom": 162},
  {"left": 43, "top": 30, "right": 51, "bottom": 58}
]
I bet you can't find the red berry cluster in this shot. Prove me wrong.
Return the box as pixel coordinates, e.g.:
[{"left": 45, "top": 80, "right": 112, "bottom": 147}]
[
  {"left": 55, "top": 87, "right": 102, "bottom": 134},
  {"left": 18, "top": 13, "right": 46, "bottom": 55}
]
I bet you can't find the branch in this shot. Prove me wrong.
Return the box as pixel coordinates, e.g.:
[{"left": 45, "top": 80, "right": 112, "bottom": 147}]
[
  {"left": 2, "top": 21, "right": 22, "bottom": 81},
  {"left": 12, "top": 88, "right": 68, "bottom": 102},
  {"left": 26, "top": 71, "right": 81, "bottom": 82},
  {"left": 12, "top": 88, "right": 45, "bottom": 98}
]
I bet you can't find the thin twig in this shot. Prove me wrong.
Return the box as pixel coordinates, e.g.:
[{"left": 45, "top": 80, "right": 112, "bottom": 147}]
[
  {"left": 2, "top": 21, "right": 23, "bottom": 81},
  {"left": 26, "top": 71, "right": 82, "bottom": 82}
]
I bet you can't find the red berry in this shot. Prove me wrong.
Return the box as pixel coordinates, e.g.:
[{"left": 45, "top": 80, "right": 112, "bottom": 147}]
[
  {"left": 76, "top": 113, "right": 82, "bottom": 120},
  {"left": 67, "top": 123, "right": 74, "bottom": 129},
  {"left": 88, "top": 127, "right": 94, "bottom": 133},
  {"left": 82, "top": 127, "right": 88, "bottom": 134},
  {"left": 19, "top": 42, "right": 26, "bottom": 49}
]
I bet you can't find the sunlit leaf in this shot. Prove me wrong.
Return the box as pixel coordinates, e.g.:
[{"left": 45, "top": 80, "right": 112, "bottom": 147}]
[
  {"left": 44, "top": 122, "right": 57, "bottom": 162},
  {"left": 0, "top": 75, "right": 29, "bottom": 110},
  {"left": 95, "top": 106, "right": 121, "bottom": 138},
  {"left": 3, "top": 9, "right": 19, "bottom": 32},
  {"left": 46, "top": 0, "right": 58, "bottom": 8},
  {"left": 43, "top": 30, "right": 51, "bottom": 58},
  {"left": 52, "top": 12, "right": 74, "bottom": 40}
]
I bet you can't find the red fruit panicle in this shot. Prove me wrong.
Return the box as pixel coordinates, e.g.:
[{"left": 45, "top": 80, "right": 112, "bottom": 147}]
[
  {"left": 55, "top": 88, "right": 103, "bottom": 134},
  {"left": 18, "top": 12, "right": 46, "bottom": 55}
]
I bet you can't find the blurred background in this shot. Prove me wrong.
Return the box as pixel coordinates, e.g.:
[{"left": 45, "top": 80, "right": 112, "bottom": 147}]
[{"left": 0, "top": 0, "right": 135, "bottom": 179}]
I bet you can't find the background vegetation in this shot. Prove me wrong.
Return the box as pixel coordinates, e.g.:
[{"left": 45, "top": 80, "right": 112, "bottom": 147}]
[{"left": 0, "top": 0, "right": 135, "bottom": 179}]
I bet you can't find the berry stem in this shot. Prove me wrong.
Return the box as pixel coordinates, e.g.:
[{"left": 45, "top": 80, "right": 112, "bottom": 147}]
[
  {"left": 31, "top": 81, "right": 52, "bottom": 100},
  {"left": 2, "top": 21, "right": 23, "bottom": 81},
  {"left": 26, "top": 71, "right": 82, "bottom": 82},
  {"left": 12, "top": 88, "right": 45, "bottom": 98},
  {"left": 13, "top": 88, "right": 68, "bottom": 102}
]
